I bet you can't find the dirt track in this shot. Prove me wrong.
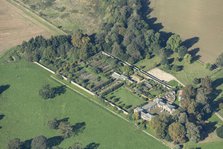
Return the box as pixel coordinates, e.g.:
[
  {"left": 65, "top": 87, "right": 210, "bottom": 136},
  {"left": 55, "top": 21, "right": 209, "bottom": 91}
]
[
  {"left": 150, "top": 0, "right": 223, "bottom": 63},
  {"left": 0, "top": 0, "right": 51, "bottom": 54}
]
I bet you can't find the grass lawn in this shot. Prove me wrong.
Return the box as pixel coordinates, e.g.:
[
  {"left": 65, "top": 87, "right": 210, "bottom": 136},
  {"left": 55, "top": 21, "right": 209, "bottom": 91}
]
[
  {"left": 136, "top": 56, "right": 160, "bottom": 71},
  {"left": 106, "top": 87, "right": 146, "bottom": 109},
  {"left": 136, "top": 56, "right": 214, "bottom": 85},
  {"left": 185, "top": 140, "right": 223, "bottom": 149},
  {"left": 167, "top": 60, "right": 213, "bottom": 85},
  {"left": 0, "top": 59, "right": 167, "bottom": 149}
]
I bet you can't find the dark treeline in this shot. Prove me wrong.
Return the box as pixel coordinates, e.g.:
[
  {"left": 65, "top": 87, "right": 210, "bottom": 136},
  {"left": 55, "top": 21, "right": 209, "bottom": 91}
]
[{"left": 15, "top": 0, "right": 188, "bottom": 68}]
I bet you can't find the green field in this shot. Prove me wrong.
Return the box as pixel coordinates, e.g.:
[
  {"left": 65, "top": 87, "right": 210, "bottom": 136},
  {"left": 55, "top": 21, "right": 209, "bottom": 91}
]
[
  {"left": 106, "top": 87, "right": 146, "bottom": 109},
  {"left": 0, "top": 58, "right": 167, "bottom": 149}
]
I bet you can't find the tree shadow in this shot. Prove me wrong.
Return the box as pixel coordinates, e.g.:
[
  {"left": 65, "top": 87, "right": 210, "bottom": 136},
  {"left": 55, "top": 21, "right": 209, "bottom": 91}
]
[
  {"left": 85, "top": 142, "right": 100, "bottom": 149},
  {"left": 0, "top": 114, "right": 5, "bottom": 120},
  {"left": 0, "top": 84, "right": 10, "bottom": 94},
  {"left": 212, "top": 78, "right": 223, "bottom": 89},
  {"left": 159, "top": 31, "right": 174, "bottom": 47},
  {"left": 182, "top": 37, "right": 199, "bottom": 49},
  {"left": 53, "top": 85, "right": 66, "bottom": 96},
  {"left": 47, "top": 136, "right": 64, "bottom": 148},
  {"left": 72, "top": 122, "right": 86, "bottom": 136},
  {"left": 200, "top": 122, "right": 217, "bottom": 140},
  {"left": 141, "top": 0, "right": 164, "bottom": 32},
  {"left": 22, "top": 139, "right": 32, "bottom": 149},
  {"left": 189, "top": 48, "right": 201, "bottom": 62}
]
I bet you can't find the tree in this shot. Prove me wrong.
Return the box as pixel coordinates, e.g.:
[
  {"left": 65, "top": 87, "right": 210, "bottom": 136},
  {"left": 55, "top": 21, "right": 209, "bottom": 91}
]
[
  {"left": 160, "top": 55, "right": 168, "bottom": 66},
  {"left": 168, "top": 122, "right": 187, "bottom": 144},
  {"left": 186, "top": 122, "right": 201, "bottom": 142},
  {"left": 58, "top": 121, "right": 73, "bottom": 138},
  {"left": 149, "top": 116, "right": 168, "bottom": 139},
  {"left": 193, "top": 78, "right": 201, "bottom": 85},
  {"left": 184, "top": 54, "right": 192, "bottom": 64},
  {"left": 178, "top": 46, "right": 188, "bottom": 59},
  {"left": 216, "top": 52, "right": 223, "bottom": 67},
  {"left": 216, "top": 126, "right": 223, "bottom": 138},
  {"left": 200, "top": 76, "right": 212, "bottom": 95},
  {"left": 8, "top": 138, "right": 23, "bottom": 149},
  {"left": 122, "top": 65, "right": 134, "bottom": 76},
  {"left": 31, "top": 135, "right": 47, "bottom": 149},
  {"left": 112, "top": 42, "right": 124, "bottom": 57},
  {"left": 68, "top": 142, "right": 83, "bottom": 149},
  {"left": 39, "top": 84, "right": 55, "bottom": 99},
  {"left": 48, "top": 118, "right": 59, "bottom": 129},
  {"left": 166, "top": 34, "right": 182, "bottom": 52},
  {"left": 172, "top": 65, "right": 182, "bottom": 72}
]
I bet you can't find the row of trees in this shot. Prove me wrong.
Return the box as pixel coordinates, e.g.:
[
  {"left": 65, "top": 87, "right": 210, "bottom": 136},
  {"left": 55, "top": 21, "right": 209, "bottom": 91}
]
[{"left": 149, "top": 76, "right": 215, "bottom": 144}]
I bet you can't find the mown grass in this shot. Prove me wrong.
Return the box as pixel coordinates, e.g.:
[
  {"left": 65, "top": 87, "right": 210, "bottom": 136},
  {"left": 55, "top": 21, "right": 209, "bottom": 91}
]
[
  {"left": 106, "top": 87, "right": 146, "bottom": 108},
  {"left": 136, "top": 56, "right": 213, "bottom": 85},
  {"left": 0, "top": 59, "right": 167, "bottom": 149}
]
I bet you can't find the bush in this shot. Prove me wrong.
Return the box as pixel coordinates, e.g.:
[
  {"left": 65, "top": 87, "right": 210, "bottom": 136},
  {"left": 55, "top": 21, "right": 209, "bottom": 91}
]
[
  {"left": 216, "top": 126, "right": 223, "bottom": 138},
  {"left": 39, "top": 84, "right": 55, "bottom": 99},
  {"left": 172, "top": 65, "right": 182, "bottom": 72},
  {"left": 48, "top": 119, "right": 59, "bottom": 129},
  {"left": 193, "top": 78, "right": 201, "bottom": 85}
]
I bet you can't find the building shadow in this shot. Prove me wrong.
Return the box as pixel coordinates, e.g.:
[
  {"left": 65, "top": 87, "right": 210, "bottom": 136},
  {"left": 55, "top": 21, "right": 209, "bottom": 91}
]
[
  {"left": 85, "top": 142, "right": 100, "bottom": 149},
  {"left": 0, "top": 84, "right": 10, "bottom": 94}
]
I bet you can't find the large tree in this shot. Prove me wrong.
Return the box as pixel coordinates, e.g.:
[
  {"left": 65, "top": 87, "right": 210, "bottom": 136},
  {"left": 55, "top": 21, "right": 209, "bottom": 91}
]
[
  {"left": 178, "top": 46, "right": 188, "bottom": 59},
  {"left": 166, "top": 34, "right": 182, "bottom": 52},
  {"left": 58, "top": 121, "right": 73, "bottom": 138},
  {"left": 8, "top": 138, "right": 23, "bottom": 149},
  {"left": 31, "top": 136, "right": 47, "bottom": 149},
  {"left": 168, "top": 122, "right": 187, "bottom": 144},
  {"left": 186, "top": 122, "right": 201, "bottom": 142}
]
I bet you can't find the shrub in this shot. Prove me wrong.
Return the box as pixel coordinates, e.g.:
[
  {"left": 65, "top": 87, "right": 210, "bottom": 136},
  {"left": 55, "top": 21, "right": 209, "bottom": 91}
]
[
  {"left": 172, "top": 65, "right": 182, "bottom": 72},
  {"left": 39, "top": 84, "right": 55, "bottom": 99},
  {"left": 216, "top": 126, "right": 223, "bottom": 138},
  {"left": 193, "top": 78, "right": 201, "bottom": 85}
]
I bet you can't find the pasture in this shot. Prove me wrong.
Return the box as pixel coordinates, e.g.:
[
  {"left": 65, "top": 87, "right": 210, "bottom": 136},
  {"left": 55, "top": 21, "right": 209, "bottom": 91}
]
[
  {"left": 0, "top": 0, "right": 53, "bottom": 55},
  {"left": 150, "top": 0, "right": 223, "bottom": 63},
  {"left": 0, "top": 58, "right": 167, "bottom": 149}
]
